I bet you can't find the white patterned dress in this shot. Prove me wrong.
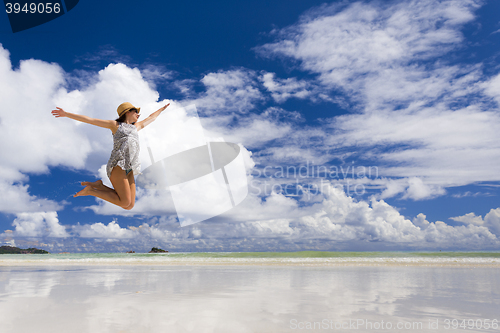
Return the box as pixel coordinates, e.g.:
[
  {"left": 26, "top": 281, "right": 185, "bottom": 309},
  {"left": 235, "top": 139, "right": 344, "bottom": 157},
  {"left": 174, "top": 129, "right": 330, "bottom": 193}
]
[{"left": 106, "top": 122, "right": 141, "bottom": 179}]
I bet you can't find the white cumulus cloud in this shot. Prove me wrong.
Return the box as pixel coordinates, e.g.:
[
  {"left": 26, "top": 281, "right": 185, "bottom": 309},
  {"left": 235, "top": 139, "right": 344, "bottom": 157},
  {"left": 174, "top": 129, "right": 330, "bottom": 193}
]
[
  {"left": 74, "top": 221, "right": 135, "bottom": 239},
  {"left": 450, "top": 212, "right": 484, "bottom": 225},
  {"left": 12, "top": 212, "right": 69, "bottom": 238}
]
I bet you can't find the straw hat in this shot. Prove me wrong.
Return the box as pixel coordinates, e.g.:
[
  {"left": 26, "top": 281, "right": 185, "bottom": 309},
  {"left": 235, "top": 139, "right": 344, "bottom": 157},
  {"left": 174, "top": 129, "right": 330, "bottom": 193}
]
[{"left": 117, "top": 102, "right": 140, "bottom": 117}]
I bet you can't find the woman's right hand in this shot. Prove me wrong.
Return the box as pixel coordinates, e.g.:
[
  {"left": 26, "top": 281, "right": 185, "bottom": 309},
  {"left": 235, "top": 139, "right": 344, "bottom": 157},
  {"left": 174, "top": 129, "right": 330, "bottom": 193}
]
[{"left": 51, "top": 107, "right": 67, "bottom": 118}]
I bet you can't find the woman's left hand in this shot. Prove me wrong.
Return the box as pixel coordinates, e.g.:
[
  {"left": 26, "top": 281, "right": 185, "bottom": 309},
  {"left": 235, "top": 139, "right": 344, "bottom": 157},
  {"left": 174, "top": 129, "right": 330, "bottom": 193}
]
[{"left": 159, "top": 103, "right": 170, "bottom": 112}]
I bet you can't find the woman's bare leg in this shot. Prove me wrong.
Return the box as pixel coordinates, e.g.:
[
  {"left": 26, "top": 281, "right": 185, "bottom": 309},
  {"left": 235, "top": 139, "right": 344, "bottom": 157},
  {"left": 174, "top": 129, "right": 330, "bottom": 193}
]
[
  {"left": 124, "top": 171, "right": 136, "bottom": 210},
  {"left": 75, "top": 167, "right": 134, "bottom": 209}
]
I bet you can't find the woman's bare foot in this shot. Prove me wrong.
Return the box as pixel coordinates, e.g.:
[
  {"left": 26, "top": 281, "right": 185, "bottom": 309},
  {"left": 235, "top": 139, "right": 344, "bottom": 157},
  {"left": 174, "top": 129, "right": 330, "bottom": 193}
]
[
  {"left": 74, "top": 185, "right": 92, "bottom": 197},
  {"left": 81, "top": 180, "right": 104, "bottom": 189}
]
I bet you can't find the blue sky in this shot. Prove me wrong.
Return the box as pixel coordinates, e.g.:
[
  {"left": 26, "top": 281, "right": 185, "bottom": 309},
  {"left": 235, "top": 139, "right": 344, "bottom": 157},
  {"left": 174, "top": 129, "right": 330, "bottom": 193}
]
[{"left": 1, "top": 0, "right": 500, "bottom": 252}]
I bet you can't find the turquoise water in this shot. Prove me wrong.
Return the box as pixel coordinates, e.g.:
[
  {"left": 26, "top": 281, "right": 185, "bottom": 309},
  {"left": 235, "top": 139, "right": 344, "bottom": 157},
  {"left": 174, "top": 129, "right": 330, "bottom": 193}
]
[{"left": 1, "top": 251, "right": 500, "bottom": 266}]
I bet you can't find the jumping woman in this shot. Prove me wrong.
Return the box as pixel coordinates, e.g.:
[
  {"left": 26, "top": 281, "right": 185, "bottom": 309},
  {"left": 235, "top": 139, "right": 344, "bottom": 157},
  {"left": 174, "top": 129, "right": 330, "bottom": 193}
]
[{"left": 51, "top": 102, "right": 170, "bottom": 210}]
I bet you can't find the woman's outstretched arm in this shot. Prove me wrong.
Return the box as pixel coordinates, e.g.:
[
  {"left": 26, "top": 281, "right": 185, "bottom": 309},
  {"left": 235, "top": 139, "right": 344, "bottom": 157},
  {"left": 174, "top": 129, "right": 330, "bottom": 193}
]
[
  {"left": 135, "top": 104, "right": 170, "bottom": 131},
  {"left": 52, "top": 107, "right": 116, "bottom": 130}
]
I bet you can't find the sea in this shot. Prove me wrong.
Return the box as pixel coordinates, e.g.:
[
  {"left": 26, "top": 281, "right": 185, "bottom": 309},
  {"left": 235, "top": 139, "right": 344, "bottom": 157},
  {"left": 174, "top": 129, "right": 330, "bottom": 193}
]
[{"left": 1, "top": 252, "right": 499, "bottom": 332}]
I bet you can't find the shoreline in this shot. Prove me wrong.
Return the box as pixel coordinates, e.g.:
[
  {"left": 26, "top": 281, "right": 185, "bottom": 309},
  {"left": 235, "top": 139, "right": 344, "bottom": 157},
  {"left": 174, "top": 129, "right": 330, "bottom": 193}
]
[{"left": 2, "top": 256, "right": 500, "bottom": 267}]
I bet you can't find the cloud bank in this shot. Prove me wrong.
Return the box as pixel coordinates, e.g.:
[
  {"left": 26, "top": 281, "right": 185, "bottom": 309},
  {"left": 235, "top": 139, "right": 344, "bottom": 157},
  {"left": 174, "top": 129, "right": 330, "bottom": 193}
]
[{"left": 3, "top": 184, "right": 498, "bottom": 252}]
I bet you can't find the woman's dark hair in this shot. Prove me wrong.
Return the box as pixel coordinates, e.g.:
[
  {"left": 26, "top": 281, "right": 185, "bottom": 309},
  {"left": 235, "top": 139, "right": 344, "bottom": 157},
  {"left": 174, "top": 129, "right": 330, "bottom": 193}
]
[
  {"left": 115, "top": 108, "right": 137, "bottom": 123},
  {"left": 115, "top": 113, "right": 127, "bottom": 123}
]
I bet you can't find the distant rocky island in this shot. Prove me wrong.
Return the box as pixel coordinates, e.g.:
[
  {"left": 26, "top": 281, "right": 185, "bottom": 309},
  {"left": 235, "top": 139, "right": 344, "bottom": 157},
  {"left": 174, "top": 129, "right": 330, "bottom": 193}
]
[
  {"left": 0, "top": 246, "right": 49, "bottom": 254},
  {"left": 125, "top": 248, "right": 168, "bottom": 253},
  {"left": 149, "top": 247, "right": 168, "bottom": 253}
]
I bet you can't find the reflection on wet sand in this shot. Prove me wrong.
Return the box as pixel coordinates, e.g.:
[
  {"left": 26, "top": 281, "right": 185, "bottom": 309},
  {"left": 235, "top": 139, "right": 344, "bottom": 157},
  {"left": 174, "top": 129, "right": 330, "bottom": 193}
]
[{"left": 0, "top": 266, "right": 498, "bottom": 332}]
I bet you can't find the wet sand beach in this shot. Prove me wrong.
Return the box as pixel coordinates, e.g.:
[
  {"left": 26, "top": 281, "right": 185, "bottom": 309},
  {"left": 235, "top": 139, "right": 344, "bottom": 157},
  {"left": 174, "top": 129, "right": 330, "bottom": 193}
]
[{"left": 0, "top": 254, "right": 499, "bottom": 332}]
